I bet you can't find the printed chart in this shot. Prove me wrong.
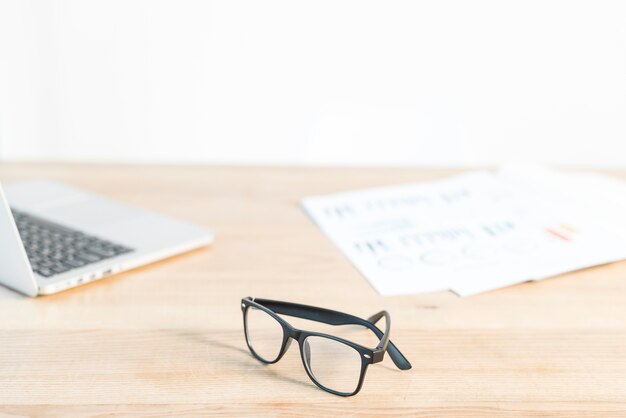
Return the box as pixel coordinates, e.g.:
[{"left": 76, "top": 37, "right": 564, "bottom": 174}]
[{"left": 302, "top": 169, "right": 626, "bottom": 296}]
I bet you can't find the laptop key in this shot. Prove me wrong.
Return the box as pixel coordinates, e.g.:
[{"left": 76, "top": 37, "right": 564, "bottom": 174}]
[
  {"left": 77, "top": 252, "right": 102, "bottom": 263},
  {"left": 113, "top": 246, "right": 133, "bottom": 255},
  {"left": 36, "top": 268, "right": 54, "bottom": 277},
  {"left": 38, "top": 260, "right": 54, "bottom": 269},
  {"left": 65, "top": 258, "right": 87, "bottom": 268},
  {"left": 87, "top": 247, "right": 118, "bottom": 258},
  {"left": 51, "top": 263, "right": 72, "bottom": 274}
]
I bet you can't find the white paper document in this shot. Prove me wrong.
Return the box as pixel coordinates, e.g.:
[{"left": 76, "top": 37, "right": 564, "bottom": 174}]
[{"left": 302, "top": 166, "right": 626, "bottom": 296}]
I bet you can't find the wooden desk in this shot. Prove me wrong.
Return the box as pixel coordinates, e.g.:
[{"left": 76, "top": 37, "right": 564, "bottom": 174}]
[{"left": 1, "top": 163, "right": 625, "bottom": 417}]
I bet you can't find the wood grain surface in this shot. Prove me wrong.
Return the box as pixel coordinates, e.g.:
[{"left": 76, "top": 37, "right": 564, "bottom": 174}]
[{"left": 0, "top": 163, "right": 625, "bottom": 417}]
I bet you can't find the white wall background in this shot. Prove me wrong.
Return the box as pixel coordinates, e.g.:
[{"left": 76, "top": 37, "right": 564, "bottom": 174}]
[{"left": 1, "top": 0, "right": 625, "bottom": 166}]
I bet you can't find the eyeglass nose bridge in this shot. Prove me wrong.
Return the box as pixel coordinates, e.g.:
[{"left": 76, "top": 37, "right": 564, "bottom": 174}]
[
  {"left": 284, "top": 325, "right": 302, "bottom": 341},
  {"left": 279, "top": 327, "right": 301, "bottom": 356}
]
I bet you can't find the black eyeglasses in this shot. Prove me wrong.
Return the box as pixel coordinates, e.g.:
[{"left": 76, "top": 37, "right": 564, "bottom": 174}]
[{"left": 241, "top": 297, "right": 412, "bottom": 396}]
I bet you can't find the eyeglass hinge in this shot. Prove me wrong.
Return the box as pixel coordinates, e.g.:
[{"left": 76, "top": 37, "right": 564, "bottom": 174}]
[{"left": 372, "top": 349, "right": 386, "bottom": 363}]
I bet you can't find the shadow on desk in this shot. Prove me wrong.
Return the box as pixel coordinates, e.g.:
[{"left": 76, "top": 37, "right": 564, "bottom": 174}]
[{"left": 175, "top": 330, "right": 315, "bottom": 390}]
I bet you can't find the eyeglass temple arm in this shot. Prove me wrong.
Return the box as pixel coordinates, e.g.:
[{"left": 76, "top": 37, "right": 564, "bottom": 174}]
[{"left": 254, "top": 299, "right": 412, "bottom": 370}]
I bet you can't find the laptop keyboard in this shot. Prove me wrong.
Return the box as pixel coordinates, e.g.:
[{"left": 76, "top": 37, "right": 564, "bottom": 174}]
[{"left": 11, "top": 209, "right": 134, "bottom": 278}]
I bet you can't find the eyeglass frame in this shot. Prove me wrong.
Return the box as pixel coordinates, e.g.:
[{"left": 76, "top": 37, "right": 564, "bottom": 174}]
[{"left": 241, "top": 296, "right": 412, "bottom": 396}]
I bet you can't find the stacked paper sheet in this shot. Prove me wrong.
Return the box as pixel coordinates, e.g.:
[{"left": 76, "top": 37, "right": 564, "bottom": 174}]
[{"left": 302, "top": 165, "right": 626, "bottom": 296}]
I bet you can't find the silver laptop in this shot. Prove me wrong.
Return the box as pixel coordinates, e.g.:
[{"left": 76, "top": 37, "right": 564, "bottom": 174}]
[{"left": 0, "top": 179, "right": 213, "bottom": 296}]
